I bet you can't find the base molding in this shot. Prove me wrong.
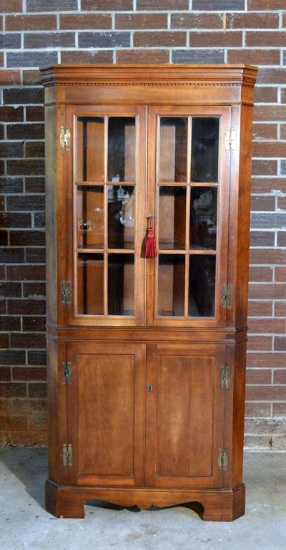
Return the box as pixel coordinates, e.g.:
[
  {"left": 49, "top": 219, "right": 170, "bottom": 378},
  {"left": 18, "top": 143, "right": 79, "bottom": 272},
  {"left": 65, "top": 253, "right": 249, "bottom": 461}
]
[{"left": 45, "top": 480, "right": 245, "bottom": 521}]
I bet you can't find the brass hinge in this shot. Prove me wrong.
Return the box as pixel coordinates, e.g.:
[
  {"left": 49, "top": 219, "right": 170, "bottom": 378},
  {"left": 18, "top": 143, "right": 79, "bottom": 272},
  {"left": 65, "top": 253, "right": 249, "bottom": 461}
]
[
  {"left": 225, "top": 127, "right": 235, "bottom": 153},
  {"left": 222, "top": 284, "right": 232, "bottom": 309},
  {"left": 62, "top": 362, "right": 72, "bottom": 385},
  {"left": 218, "top": 448, "right": 229, "bottom": 472},
  {"left": 220, "top": 365, "right": 231, "bottom": 389},
  {"left": 63, "top": 443, "right": 73, "bottom": 467},
  {"left": 60, "top": 125, "right": 71, "bottom": 152},
  {"left": 61, "top": 280, "right": 72, "bottom": 304}
]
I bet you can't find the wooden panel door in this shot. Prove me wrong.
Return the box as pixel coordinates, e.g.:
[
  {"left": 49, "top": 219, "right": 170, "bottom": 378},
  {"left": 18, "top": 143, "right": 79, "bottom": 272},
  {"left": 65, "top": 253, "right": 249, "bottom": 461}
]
[
  {"left": 65, "top": 341, "right": 146, "bottom": 487},
  {"left": 145, "top": 343, "right": 225, "bottom": 489}
]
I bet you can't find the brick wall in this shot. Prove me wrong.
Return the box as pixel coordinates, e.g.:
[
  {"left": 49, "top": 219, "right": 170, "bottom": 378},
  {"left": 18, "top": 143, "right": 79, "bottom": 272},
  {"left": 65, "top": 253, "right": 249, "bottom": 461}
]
[{"left": 0, "top": 0, "right": 285, "bottom": 449}]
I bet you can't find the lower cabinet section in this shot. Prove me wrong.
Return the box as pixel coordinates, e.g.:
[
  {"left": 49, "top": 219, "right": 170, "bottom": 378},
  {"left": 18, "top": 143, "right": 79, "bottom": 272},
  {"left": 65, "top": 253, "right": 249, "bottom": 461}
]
[{"left": 46, "top": 339, "right": 245, "bottom": 521}]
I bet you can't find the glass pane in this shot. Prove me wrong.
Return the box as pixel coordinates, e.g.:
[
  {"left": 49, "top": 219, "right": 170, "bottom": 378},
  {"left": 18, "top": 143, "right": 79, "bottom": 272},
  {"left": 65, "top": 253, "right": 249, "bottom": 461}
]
[
  {"left": 190, "top": 187, "right": 217, "bottom": 250},
  {"left": 158, "top": 255, "right": 185, "bottom": 316},
  {"left": 189, "top": 255, "right": 216, "bottom": 317},
  {"left": 77, "top": 117, "right": 105, "bottom": 182},
  {"left": 77, "top": 253, "right": 104, "bottom": 315},
  {"left": 191, "top": 118, "right": 219, "bottom": 182},
  {"left": 108, "top": 254, "right": 134, "bottom": 315},
  {"left": 159, "top": 118, "right": 187, "bottom": 182},
  {"left": 77, "top": 186, "right": 104, "bottom": 249},
  {"left": 108, "top": 117, "right": 136, "bottom": 182},
  {"left": 108, "top": 186, "right": 135, "bottom": 249},
  {"left": 159, "top": 187, "right": 186, "bottom": 249}
]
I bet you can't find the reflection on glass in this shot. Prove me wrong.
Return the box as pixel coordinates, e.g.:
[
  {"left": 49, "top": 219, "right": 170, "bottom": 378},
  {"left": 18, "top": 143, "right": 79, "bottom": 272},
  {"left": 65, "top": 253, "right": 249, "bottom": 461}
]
[
  {"left": 108, "top": 186, "right": 135, "bottom": 249},
  {"left": 159, "top": 187, "right": 186, "bottom": 249},
  {"left": 77, "top": 253, "right": 104, "bottom": 315},
  {"left": 159, "top": 118, "right": 187, "bottom": 182},
  {"left": 158, "top": 255, "right": 185, "bottom": 316},
  {"left": 108, "top": 118, "right": 136, "bottom": 182},
  {"left": 77, "top": 186, "right": 104, "bottom": 249},
  {"left": 191, "top": 118, "right": 219, "bottom": 182},
  {"left": 108, "top": 254, "right": 134, "bottom": 315},
  {"left": 189, "top": 255, "right": 216, "bottom": 317},
  {"left": 190, "top": 187, "right": 217, "bottom": 250},
  {"left": 77, "top": 117, "right": 105, "bottom": 182}
]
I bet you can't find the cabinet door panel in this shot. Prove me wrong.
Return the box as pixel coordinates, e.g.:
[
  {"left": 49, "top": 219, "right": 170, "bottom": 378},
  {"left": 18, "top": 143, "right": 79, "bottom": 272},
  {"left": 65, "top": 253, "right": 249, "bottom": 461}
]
[
  {"left": 145, "top": 344, "right": 225, "bottom": 489},
  {"left": 66, "top": 342, "right": 146, "bottom": 487},
  {"left": 147, "top": 106, "right": 231, "bottom": 328}
]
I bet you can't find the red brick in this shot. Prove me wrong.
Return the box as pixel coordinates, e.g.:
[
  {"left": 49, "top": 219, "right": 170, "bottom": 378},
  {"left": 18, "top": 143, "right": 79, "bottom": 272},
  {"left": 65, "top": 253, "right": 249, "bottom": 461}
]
[
  {"left": 171, "top": 13, "right": 223, "bottom": 29},
  {"left": 250, "top": 0, "right": 286, "bottom": 10},
  {"left": 281, "top": 124, "right": 286, "bottom": 140},
  {"left": 6, "top": 15, "right": 57, "bottom": 31},
  {"left": 275, "top": 267, "right": 286, "bottom": 282},
  {"left": 275, "top": 301, "right": 286, "bottom": 317},
  {"left": 246, "top": 385, "right": 286, "bottom": 400},
  {"left": 249, "top": 266, "right": 273, "bottom": 282},
  {"left": 137, "top": 0, "right": 188, "bottom": 9},
  {"left": 245, "top": 403, "right": 271, "bottom": 417},
  {"left": 250, "top": 195, "right": 275, "bottom": 210},
  {"left": 134, "top": 31, "right": 186, "bottom": 48},
  {"left": 82, "top": 0, "right": 133, "bottom": 9},
  {"left": 1, "top": 415, "right": 28, "bottom": 432},
  {"left": 254, "top": 86, "right": 277, "bottom": 103},
  {"left": 257, "top": 69, "right": 286, "bottom": 85},
  {"left": 60, "top": 14, "right": 112, "bottom": 30},
  {"left": 248, "top": 335, "right": 272, "bottom": 351},
  {"left": 248, "top": 319, "right": 285, "bottom": 334},
  {"left": 252, "top": 159, "right": 277, "bottom": 176},
  {"left": 251, "top": 177, "right": 286, "bottom": 194},
  {"left": 252, "top": 141, "right": 286, "bottom": 158},
  {"left": 12, "top": 367, "right": 46, "bottom": 381},
  {"left": 0, "top": 70, "right": 21, "bottom": 85},
  {"left": 227, "top": 49, "right": 280, "bottom": 66},
  {"left": 274, "top": 337, "right": 286, "bottom": 351},
  {"left": 253, "top": 123, "right": 277, "bottom": 141},
  {"left": 248, "top": 301, "right": 273, "bottom": 317},
  {"left": 0, "top": 367, "right": 11, "bottom": 382},
  {"left": 190, "top": 31, "right": 242, "bottom": 47},
  {"left": 116, "top": 49, "right": 169, "bottom": 64},
  {"left": 28, "top": 383, "right": 47, "bottom": 399},
  {"left": 250, "top": 232, "right": 275, "bottom": 247},
  {"left": 61, "top": 51, "right": 113, "bottom": 64},
  {"left": 249, "top": 283, "right": 286, "bottom": 300},
  {"left": 228, "top": 12, "right": 279, "bottom": 28},
  {"left": 273, "top": 403, "right": 286, "bottom": 416},
  {"left": 246, "top": 369, "right": 272, "bottom": 385},
  {"left": 247, "top": 353, "right": 286, "bottom": 368},
  {"left": 116, "top": 13, "right": 168, "bottom": 29},
  {"left": 250, "top": 249, "right": 286, "bottom": 266},
  {"left": 274, "top": 370, "right": 286, "bottom": 384},
  {"left": 246, "top": 31, "right": 286, "bottom": 47},
  {"left": 0, "top": 383, "right": 27, "bottom": 398},
  {"left": 0, "top": 0, "right": 22, "bottom": 12}
]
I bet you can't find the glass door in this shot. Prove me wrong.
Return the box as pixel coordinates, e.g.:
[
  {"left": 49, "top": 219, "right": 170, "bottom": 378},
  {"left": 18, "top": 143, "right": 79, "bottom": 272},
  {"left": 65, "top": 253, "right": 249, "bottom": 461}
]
[
  {"left": 66, "top": 106, "right": 146, "bottom": 326},
  {"left": 147, "top": 106, "right": 231, "bottom": 327}
]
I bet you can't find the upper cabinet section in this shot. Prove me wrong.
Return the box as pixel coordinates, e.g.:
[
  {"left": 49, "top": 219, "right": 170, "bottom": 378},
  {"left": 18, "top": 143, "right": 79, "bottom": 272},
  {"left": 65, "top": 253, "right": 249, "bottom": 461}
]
[{"left": 41, "top": 64, "right": 257, "bottom": 329}]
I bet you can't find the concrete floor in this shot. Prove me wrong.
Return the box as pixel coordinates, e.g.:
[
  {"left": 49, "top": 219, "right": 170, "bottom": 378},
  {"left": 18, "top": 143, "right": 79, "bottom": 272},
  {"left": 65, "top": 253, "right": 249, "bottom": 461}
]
[{"left": 0, "top": 448, "right": 285, "bottom": 550}]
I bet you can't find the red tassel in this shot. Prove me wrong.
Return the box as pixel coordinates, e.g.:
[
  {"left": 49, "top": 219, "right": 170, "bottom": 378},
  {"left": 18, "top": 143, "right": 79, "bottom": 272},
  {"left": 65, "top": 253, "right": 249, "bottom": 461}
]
[{"left": 145, "top": 218, "right": 157, "bottom": 258}]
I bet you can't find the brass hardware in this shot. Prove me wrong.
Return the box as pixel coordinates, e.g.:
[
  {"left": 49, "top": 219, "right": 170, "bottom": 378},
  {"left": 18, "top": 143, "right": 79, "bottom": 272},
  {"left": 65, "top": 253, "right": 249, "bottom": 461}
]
[
  {"left": 220, "top": 365, "right": 231, "bottom": 389},
  {"left": 222, "top": 284, "right": 232, "bottom": 309},
  {"left": 218, "top": 448, "right": 229, "bottom": 471},
  {"left": 62, "top": 362, "right": 72, "bottom": 385},
  {"left": 60, "top": 125, "right": 71, "bottom": 152},
  {"left": 146, "top": 384, "right": 154, "bottom": 393},
  {"left": 63, "top": 443, "right": 73, "bottom": 467},
  {"left": 61, "top": 281, "right": 72, "bottom": 304}
]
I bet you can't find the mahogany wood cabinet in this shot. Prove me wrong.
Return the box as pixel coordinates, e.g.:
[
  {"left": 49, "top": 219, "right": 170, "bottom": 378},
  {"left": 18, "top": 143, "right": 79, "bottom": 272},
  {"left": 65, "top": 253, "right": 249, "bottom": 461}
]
[{"left": 41, "top": 64, "right": 257, "bottom": 521}]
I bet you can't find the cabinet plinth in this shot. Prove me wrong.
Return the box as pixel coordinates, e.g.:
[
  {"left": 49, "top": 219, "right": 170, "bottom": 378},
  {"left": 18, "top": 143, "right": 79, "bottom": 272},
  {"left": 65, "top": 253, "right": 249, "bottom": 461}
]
[{"left": 41, "top": 63, "right": 257, "bottom": 521}]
